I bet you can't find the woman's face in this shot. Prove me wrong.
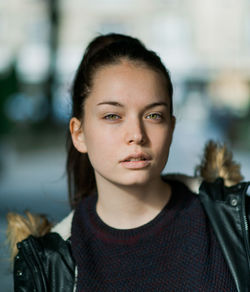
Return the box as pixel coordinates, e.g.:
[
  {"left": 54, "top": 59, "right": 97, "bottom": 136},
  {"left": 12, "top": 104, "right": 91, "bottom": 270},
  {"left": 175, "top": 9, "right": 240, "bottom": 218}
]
[{"left": 71, "top": 60, "right": 175, "bottom": 189}]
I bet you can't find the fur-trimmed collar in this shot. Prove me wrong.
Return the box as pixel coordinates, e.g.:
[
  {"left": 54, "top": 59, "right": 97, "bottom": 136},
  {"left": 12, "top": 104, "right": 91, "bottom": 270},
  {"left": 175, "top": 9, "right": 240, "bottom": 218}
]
[{"left": 51, "top": 211, "right": 74, "bottom": 240}]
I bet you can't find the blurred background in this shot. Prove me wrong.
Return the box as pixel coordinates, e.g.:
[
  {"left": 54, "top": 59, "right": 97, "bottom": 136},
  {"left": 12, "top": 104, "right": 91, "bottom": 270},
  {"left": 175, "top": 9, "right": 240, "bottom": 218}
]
[{"left": 1, "top": 0, "right": 250, "bottom": 289}]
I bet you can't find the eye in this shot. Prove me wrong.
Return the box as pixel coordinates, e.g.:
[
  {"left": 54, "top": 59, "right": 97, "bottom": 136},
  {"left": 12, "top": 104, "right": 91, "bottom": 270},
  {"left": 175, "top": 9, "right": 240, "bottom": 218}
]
[
  {"left": 104, "top": 114, "right": 121, "bottom": 120},
  {"left": 145, "top": 113, "right": 163, "bottom": 120}
]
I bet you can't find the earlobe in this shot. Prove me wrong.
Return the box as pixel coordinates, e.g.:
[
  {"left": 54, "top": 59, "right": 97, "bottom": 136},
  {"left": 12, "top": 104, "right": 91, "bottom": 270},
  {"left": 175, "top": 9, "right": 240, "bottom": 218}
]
[{"left": 69, "top": 117, "right": 88, "bottom": 153}]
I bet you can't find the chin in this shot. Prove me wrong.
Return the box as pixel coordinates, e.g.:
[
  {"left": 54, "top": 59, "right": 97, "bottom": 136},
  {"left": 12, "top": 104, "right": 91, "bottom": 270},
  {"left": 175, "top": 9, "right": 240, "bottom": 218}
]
[
  {"left": 114, "top": 172, "right": 157, "bottom": 187},
  {"left": 95, "top": 168, "right": 161, "bottom": 189}
]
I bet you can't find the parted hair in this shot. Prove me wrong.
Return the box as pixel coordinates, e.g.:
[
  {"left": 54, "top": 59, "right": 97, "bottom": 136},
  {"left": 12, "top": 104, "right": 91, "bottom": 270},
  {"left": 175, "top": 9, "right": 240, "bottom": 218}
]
[{"left": 66, "top": 33, "right": 174, "bottom": 208}]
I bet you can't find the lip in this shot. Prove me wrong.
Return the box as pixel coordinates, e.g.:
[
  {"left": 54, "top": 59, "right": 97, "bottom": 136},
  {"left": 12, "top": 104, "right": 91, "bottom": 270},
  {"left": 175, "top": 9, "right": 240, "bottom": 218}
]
[
  {"left": 120, "top": 153, "right": 151, "bottom": 169},
  {"left": 121, "top": 152, "right": 152, "bottom": 162},
  {"left": 120, "top": 160, "right": 151, "bottom": 169}
]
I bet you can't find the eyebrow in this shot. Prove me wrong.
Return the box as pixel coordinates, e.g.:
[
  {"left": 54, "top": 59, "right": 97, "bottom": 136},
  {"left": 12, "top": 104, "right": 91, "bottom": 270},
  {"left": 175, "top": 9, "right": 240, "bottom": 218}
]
[{"left": 97, "top": 101, "right": 168, "bottom": 110}]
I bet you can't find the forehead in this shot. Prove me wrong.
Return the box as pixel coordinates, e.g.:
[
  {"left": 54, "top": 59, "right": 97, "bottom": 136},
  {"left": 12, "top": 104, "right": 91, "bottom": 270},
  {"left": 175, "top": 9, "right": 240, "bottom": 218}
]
[{"left": 87, "top": 61, "right": 169, "bottom": 106}]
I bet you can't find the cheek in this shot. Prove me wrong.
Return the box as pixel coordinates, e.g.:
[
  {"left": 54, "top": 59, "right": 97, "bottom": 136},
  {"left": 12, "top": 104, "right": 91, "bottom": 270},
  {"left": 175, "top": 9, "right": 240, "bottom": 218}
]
[
  {"left": 84, "top": 125, "right": 119, "bottom": 163},
  {"left": 150, "top": 126, "right": 173, "bottom": 150},
  {"left": 151, "top": 128, "right": 173, "bottom": 170},
  {"left": 86, "top": 125, "right": 120, "bottom": 146}
]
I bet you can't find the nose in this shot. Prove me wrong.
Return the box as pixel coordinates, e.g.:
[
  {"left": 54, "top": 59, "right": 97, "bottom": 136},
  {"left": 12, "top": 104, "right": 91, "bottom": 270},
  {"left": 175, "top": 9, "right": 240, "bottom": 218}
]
[{"left": 125, "top": 119, "right": 146, "bottom": 145}]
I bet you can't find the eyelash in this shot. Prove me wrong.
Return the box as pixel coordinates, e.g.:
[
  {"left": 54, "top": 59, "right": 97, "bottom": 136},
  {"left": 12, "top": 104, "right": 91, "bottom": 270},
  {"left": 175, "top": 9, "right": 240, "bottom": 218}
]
[{"left": 103, "top": 113, "right": 163, "bottom": 121}]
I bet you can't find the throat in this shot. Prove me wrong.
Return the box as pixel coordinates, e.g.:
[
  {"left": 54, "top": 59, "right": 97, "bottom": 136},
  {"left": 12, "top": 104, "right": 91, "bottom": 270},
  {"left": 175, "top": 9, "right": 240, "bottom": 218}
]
[{"left": 95, "top": 182, "right": 172, "bottom": 229}]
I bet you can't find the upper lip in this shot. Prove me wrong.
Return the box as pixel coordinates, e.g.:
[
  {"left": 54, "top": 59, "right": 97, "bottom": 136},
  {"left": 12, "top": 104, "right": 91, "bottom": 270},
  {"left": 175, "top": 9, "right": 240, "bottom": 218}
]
[{"left": 121, "top": 152, "right": 152, "bottom": 162}]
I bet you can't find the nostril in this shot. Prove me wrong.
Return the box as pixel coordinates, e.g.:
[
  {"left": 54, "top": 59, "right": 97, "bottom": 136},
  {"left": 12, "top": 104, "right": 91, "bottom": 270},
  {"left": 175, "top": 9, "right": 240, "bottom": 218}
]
[{"left": 128, "top": 135, "right": 145, "bottom": 145}]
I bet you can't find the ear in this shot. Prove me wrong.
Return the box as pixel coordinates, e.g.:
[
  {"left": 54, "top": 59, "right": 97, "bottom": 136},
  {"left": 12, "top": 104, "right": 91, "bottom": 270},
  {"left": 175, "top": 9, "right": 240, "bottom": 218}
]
[{"left": 69, "top": 117, "right": 87, "bottom": 153}]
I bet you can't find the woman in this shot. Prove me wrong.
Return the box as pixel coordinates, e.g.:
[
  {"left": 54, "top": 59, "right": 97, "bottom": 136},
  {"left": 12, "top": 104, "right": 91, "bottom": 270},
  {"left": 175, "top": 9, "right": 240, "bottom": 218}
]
[{"left": 7, "top": 33, "right": 250, "bottom": 291}]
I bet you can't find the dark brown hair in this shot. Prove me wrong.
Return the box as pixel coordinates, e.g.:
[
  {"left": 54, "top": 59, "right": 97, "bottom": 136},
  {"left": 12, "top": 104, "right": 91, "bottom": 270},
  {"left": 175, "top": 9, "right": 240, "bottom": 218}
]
[{"left": 66, "top": 33, "right": 173, "bottom": 208}]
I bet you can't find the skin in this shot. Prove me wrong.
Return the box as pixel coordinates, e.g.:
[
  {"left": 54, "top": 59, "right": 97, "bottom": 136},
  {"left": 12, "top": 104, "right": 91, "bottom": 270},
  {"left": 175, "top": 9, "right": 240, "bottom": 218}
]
[{"left": 70, "top": 60, "right": 176, "bottom": 229}]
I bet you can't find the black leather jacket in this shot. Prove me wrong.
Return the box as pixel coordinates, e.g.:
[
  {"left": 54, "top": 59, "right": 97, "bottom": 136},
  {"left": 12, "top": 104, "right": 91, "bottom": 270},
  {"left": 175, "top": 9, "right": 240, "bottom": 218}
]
[{"left": 14, "top": 179, "right": 250, "bottom": 292}]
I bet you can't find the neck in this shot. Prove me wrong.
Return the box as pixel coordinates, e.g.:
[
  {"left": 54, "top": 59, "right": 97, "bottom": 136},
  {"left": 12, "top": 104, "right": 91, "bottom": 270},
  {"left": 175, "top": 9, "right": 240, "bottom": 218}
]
[{"left": 95, "top": 175, "right": 171, "bottom": 229}]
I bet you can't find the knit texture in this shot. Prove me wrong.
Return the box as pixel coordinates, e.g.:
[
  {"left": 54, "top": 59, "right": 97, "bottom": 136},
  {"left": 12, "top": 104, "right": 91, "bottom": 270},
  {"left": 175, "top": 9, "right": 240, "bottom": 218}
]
[{"left": 71, "top": 180, "right": 237, "bottom": 291}]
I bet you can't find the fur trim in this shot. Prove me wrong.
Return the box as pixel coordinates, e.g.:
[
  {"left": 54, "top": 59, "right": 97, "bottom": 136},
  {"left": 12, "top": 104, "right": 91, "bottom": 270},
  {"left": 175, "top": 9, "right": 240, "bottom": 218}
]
[
  {"left": 51, "top": 211, "right": 74, "bottom": 240},
  {"left": 6, "top": 211, "right": 52, "bottom": 260},
  {"left": 195, "top": 140, "right": 244, "bottom": 186},
  {"left": 166, "top": 174, "right": 202, "bottom": 194}
]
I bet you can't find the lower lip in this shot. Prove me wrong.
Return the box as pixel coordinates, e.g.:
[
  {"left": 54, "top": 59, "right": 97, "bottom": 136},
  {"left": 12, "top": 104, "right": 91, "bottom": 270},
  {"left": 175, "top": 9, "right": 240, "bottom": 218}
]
[{"left": 120, "top": 160, "right": 151, "bottom": 169}]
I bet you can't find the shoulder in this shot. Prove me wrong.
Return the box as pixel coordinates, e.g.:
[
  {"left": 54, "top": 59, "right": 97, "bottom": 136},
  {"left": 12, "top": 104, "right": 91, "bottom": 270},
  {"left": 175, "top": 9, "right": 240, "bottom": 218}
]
[
  {"left": 12, "top": 212, "right": 75, "bottom": 291},
  {"left": 16, "top": 210, "right": 75, "bottom": 263},
  {"left": 199, "top": 177, "right": 250, "bottom": 208},
  {"left": 164, "top": 173, "right": 249, "bottom": 205},
  {"left": 14, "top": 231, "right": 75, "bottom": 291},
  {"left": 17, "top": 232, "right": 71, "bottom": 254}
]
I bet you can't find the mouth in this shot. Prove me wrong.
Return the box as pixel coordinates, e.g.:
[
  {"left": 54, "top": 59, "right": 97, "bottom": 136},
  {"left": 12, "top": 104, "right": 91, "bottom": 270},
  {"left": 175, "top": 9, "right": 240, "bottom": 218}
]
[
  {"left": 120, "top": 153, "right": 151, "bottom": 169},
  {"left": 121, "top": 152, "right": 151, "bottom": 162},
  {"left": 123, "top": 157, "right": 148, "bottom": 162}
]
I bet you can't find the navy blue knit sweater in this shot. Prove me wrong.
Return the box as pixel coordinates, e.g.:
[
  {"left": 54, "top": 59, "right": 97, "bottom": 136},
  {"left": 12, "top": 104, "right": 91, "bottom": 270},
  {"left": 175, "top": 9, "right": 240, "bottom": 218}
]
[{"left": 71, "top": 180, "right": 237, "bottom": 291}]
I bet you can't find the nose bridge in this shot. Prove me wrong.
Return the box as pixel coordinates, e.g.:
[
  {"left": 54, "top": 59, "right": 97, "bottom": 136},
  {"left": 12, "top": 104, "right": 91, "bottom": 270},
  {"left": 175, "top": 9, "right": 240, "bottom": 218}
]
[{"left": 125, "top": 113, "right": 145, "bottom": 144}]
